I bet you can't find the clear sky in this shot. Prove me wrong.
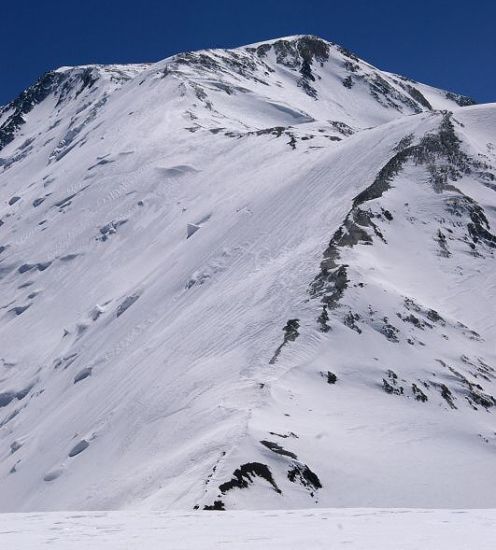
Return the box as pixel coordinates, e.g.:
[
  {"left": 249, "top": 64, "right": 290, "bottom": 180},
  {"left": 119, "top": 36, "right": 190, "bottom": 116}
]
[{"left": 1, "top": 0, "right": 494, "bottom": 106}]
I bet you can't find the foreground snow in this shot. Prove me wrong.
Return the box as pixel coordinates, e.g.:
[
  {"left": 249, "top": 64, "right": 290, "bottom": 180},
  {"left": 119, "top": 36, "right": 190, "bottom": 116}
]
[{"left": 1, "top": 508, "right": 495, "bottom": 549}]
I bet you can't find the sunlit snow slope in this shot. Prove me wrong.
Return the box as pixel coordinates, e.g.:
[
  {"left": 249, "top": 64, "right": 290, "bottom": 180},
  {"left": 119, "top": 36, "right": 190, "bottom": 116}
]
[{"left": 0, "top": 36, "right": 495, "bottom": 512}]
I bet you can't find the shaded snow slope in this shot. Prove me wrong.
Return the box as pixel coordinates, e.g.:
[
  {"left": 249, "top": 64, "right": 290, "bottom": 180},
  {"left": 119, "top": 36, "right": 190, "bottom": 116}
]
[{"left": 0, "top": 36, "right": 494, "bottom": 512}]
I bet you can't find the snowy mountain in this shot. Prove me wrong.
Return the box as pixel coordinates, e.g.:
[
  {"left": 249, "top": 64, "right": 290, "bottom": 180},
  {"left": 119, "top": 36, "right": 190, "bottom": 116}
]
[{"left": 0, "top": 35, "right": 495, "bottom": 512}]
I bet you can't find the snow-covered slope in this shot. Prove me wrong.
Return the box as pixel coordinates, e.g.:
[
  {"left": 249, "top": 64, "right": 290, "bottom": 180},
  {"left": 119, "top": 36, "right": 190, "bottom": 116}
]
[{"left": 0, "top": 35, "right": 494, "bottom": 512}]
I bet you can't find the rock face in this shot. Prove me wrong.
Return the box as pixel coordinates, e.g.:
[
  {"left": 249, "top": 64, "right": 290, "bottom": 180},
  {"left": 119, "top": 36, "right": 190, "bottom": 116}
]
[{"left": 0, "top": 35, "right": 495, "bottom": 512}]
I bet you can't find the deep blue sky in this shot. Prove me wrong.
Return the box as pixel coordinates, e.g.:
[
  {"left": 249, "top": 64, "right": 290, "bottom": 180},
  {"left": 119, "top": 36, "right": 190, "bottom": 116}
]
[{"left": 1, "top": 0, "right": 494, "bottom": 106}]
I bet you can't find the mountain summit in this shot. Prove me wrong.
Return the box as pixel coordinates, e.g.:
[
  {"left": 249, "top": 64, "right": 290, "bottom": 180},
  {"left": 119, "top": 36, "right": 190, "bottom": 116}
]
[{"left": 0, "top": 36, "right": 495, "bottom": 512}]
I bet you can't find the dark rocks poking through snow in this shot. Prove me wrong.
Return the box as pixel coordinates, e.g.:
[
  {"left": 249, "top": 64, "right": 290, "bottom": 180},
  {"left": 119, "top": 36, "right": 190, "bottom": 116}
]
[
  {"left": 218, "top": 462, "right": 281, "bottom": 495},
  {"left": 382, "top": 370, "right": 404, "bottom": 395},
  {"left": 260, "top": 440, "right": 322, "bottom": 498},
  {"left": 342, "top": 76, "right": 354, "bottom": 89},
  {"left": 343, "top": 311, "right": 362, "bottom": 334},
  {"left": 445, "top": 91, "right": 476, "bottom": 107},
  {"left": 269, "top": 431, "right": 299, "bottom": 439},
  {"left": 437, "top": 384, "right": 457, "bottom": 409},
  {"left": 260, "top": 440, "right": 297, "bottom": 459},
  {"left": 203, "top": 500, "right": 225, "bottom": 511},
  {"left": 98, "top": 220, "right": 128, "bottom": 242},
  {"left": 329, "top": 120, "right": 355, "bottom": 137},
  {"left": 287, "top": 464, "right": 322, "bottom": 493},
  {"left": 412, "top": 384, "right": 428, "bottom": 402},
  {"left": 0, "top": 68, "right": 100, "bottom": 152},
  {"left": 255, "top": 36, "right": 330, "bottom": 99},
  {"left": 397, "top": 312, "right": 433, "bottom": 330},
  {"left": 269, "top": 319, "right": 300, "bottom": 364},
  {"left": 404, "top": 298, "right": 445, "bottom": 325},
  {"left": 309, "top": 206, "right": 385, "bottom": 330},
  {"left": 380, "top": 356, "right": 496, "bottom": 411},
  {"left": 444, "top": 363, "right": 496, "bottom": 410},
  {"left": 325, "top": 371, "right": 338, "bottom": 384},
  {"left": 402, "top": 84, "right": 432, "bottom": 110},
  {"left": 310, "top": 113, "right": 496, "bottom": 337},
  {"left": 379, "top": 318, "right": 400, "bottom": 343}
]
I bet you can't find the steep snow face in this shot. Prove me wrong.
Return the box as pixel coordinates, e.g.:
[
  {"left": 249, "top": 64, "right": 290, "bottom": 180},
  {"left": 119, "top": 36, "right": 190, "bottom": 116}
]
[{"left": 0, "top": 36, "right": 494, "bottom": 512}]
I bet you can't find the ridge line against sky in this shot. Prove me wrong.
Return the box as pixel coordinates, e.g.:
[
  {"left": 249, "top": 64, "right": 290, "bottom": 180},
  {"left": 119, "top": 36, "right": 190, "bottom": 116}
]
[{"left": 1, "top": 0, "right": 495, "bottom": 106}]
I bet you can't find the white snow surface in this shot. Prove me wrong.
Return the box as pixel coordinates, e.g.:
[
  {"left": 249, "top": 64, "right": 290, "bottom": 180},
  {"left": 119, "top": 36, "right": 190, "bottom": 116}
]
[
  {"left": 1, "top": 508, "right": 496, "bottom": 550},
  {"left": 0, "top": 35, "right": 495, "bottom": 513}
]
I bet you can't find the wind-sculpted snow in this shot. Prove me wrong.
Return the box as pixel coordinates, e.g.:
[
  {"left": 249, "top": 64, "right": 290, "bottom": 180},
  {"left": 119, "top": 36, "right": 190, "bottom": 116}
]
[{"left": 0, "top": 35, "right": 494, "bottom": 512}]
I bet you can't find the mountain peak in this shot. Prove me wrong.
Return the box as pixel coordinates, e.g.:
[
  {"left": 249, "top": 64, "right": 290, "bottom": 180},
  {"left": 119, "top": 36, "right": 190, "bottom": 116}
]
[{"left": 0, "top": 36, "right": 492, "bottom": 513}]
